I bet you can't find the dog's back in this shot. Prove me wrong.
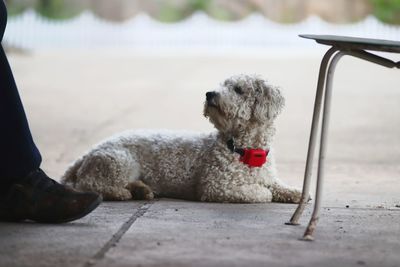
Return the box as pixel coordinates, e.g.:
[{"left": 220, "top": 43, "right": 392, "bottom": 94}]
[{"left": 62, "top": 130, "right": 217, "bottom": 200}]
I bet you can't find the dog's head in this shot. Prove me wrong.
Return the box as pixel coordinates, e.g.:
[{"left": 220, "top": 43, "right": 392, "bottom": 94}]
[{"left": 203, "top": 74, "right": 284, "bottom": 133}]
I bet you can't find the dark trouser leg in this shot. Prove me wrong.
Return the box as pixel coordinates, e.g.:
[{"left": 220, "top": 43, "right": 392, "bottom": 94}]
[
  {"left": 0, "top": 1, "right": 102, "bottom": 223},
  {"left": 0, "top": 1, "right": 42, "bottom": 188}
]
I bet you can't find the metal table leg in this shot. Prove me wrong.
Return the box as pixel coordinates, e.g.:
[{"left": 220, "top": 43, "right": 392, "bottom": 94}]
[
  {"left": 300, "top": 48, "right": 398, "bottom": 240},
  {"left": 286, "top": 34, "right": 400, "bottom": 241},
  {"left": 287, "top": 47, "right": 398, "bottom": 240},
  {"left": 286, "top": 47, "right": 338, "bottom": 226},
  {"left": 302, "top": 51, "right": 346, "bottom": 241}
]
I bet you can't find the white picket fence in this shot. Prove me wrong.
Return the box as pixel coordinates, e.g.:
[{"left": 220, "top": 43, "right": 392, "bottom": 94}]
[{"left": 3, "top": 9, "right": 400, "bottom": 51}]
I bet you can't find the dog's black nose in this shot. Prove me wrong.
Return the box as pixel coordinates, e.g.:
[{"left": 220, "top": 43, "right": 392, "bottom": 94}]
[{"left": 206, "top": 91, "right": 217, "bottom": 101}]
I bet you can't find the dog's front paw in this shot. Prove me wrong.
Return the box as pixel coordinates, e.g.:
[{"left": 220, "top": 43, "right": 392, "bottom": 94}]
[
  {"left": 291, "top": 191, "right": 313, "bottom": 204},
  {"left": 272, "top": 187, "right": 308, "bottom": 204},
  {"left": 126, "top": 180, "right": 154, "bottom": 200},
  {"left": 293, "top": 190, "right": 312, "bottom": 204}
]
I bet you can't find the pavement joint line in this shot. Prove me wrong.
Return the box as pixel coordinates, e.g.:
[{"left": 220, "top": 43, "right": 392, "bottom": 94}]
[{"left": 83, "top": 201, "right": 154, "bottom": 267}]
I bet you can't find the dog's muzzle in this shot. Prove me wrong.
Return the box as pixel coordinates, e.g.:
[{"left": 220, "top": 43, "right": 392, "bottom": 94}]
[
  {"left": 206, "top": 91, "right": 217, "bottom": 101},
  {"left": 206, "top": 91, "right": 218, "bottom": 107}
]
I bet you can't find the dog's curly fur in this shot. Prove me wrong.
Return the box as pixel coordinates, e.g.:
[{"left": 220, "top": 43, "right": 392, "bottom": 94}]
[{"left": 62, "top": 74, "right": 302, "bottom": 203}]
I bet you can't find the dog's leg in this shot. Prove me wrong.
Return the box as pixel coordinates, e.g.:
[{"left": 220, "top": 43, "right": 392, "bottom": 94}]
[
  {"left": 126, "top": 180, "right": 154, "bottom": 200},
  {"left": 74, "top": 148, "right": 138, "bottom": 201},
  {"left": 99, "top": 186, "right": 132, "bottom": 201},
  {"left": 200, "top": 184, "right": 273, "bottom": 203},
  {"left": 269, "top": 182, "right": 305, "bottom": 203}
]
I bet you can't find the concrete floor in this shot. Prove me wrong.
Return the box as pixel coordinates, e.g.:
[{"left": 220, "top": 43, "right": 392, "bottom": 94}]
[{"left": 1, "top": 50, "right": 400, "bottom": 267}]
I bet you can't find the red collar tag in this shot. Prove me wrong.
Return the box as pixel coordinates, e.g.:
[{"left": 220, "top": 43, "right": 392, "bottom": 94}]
[{"left": 239, "top": 149, "right": 269, "bottom": 167}]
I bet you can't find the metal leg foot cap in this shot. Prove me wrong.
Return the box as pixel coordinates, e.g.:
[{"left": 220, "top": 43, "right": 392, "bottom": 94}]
[{"left": 285, "top": 221, "right": 300, "bottom": 226}]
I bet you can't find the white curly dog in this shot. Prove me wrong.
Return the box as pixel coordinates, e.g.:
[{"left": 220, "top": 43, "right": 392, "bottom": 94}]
[{"left": 62, "top": 74, "right": 302, "bottom": 203}]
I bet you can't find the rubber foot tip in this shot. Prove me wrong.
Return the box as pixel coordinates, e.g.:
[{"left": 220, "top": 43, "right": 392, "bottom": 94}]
[{"left": 285, "top": 221, "right": 300, "bottom": 226}]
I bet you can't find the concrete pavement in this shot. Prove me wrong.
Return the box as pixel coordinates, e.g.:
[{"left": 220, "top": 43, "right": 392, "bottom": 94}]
[
  {"left": 1, "top": 201, "right": 399, "bottom": 267},
  {"left": 0, "top": 50, "right": 399, "bottom": 267}
]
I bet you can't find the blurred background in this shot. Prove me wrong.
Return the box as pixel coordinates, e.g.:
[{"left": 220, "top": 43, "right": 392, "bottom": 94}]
[
  {"left": 3, "top": 0, "right": 400, "bottom": 50},
  {"left": 2, "top": 0, "right": 400, "bottom": 207}
]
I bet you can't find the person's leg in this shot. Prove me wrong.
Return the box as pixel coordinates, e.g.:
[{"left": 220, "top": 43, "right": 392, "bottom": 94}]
[
  {"left": 0, "top": 1, "right": 42, "bottom": 189},
  {"left": 0, "top": 0, "right": 5, "bottom": 40},
  {"left": 0, "top": 1, "right": 102, "bottom": 223},
  {"left": 0, "top": 45, "right": 43, "bottom": 186}
]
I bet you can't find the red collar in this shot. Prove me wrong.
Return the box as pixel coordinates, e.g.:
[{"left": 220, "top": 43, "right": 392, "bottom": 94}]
[{"left": 227, "top": 139, "right": 269, "bottom": 168}]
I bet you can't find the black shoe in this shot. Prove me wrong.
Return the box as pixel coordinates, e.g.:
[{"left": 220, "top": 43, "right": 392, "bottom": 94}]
[{"left": 0, "top": 169, "right": 102, "bottom": 223}]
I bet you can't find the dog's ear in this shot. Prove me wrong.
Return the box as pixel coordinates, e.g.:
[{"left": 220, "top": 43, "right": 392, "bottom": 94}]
[{"left": 252, "top": 79, "right": 285, "bottom": 122}]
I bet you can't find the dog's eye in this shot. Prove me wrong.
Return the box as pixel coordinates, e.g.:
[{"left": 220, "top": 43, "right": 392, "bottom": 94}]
[{"left": 234, "top": 86, "right": 243, "bottom": 95}]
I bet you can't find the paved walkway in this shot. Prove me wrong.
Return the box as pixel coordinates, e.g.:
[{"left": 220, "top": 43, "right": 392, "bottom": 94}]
[{"left": 1, "top": 50, "right": 399, "bottom": 267}]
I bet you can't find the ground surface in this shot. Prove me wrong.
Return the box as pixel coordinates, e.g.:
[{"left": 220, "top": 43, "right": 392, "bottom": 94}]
[{"left": 1, "top": 50, "right": 399, "bottom": 267}]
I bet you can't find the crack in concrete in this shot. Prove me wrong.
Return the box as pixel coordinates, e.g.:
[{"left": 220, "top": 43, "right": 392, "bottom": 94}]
[{"left": 83, "top": 202, "right": 154, "bottom": 267}]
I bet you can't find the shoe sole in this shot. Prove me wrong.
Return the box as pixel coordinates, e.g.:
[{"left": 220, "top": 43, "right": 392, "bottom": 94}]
[{"left": 37, "top": 195, "right": 103, "bottom": 224}]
